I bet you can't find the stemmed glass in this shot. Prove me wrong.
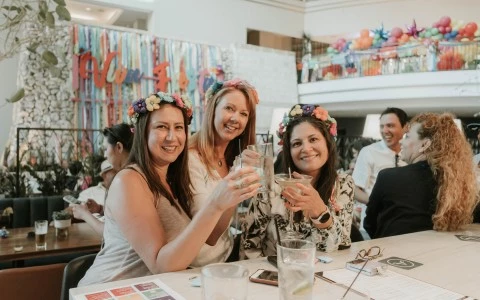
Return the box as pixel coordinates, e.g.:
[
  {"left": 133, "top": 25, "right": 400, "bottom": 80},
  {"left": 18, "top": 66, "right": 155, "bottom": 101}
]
[{"left": 274, "top": 173, "right": 313, "bottom": 239}]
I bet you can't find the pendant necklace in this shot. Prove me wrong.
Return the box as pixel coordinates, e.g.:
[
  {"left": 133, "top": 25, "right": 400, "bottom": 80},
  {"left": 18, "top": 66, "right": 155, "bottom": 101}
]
[{"left": 218, "top": 158, "right": 224, "bottom": 167}]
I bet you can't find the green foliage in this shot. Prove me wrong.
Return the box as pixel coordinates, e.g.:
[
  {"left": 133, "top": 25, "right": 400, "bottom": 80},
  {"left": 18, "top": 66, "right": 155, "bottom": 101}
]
[{"left": 52, "top": 210, "right": 71, "bottom": 220}]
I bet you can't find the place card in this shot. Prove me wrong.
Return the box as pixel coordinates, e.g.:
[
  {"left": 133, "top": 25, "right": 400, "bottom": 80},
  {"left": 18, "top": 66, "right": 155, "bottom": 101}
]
[
  {"left": 378, "top": 256, "right": 423, "bottom": 270},
  {"left": 455, "top": 235, "right": 480, "bottom": 242}
]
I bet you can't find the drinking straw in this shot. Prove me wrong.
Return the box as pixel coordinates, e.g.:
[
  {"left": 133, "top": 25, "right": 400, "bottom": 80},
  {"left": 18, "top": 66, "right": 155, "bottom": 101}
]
[
  {"left": 274, "top": 216, "right": 282, "bottom": 246},
  {"left": 238, "top": 139, "right": 242, "bottom": 168},
  {"left": 288, "top": 167, "right": 292, "bottom": 179},
  {"left": 264, "top": 131, "right": 270, "bottom": 156}
]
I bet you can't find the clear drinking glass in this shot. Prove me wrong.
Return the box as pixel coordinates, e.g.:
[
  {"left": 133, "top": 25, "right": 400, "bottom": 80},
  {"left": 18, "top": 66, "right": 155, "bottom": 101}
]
[
  {"left": 277, "top": 239, "right": 316, "bottom": 300},
  {"left": 274, "top": 174, "right": 313, "bottom": 239},
  {"left": 201, "top": 263, "right": 249, "bottom": 300},
  {"left": 34, "top": 220, "right": 48, "bottom": 250}
]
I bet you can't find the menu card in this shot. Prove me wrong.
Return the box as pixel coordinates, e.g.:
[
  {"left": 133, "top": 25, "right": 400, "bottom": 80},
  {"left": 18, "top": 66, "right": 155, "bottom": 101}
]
[{"left": 74, "top": 279, "right": 186, "bottom": 300}]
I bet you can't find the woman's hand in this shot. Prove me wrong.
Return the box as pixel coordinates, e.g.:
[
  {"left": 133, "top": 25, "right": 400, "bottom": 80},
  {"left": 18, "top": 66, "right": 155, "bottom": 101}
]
[
  {"left": 85, "top": 199, "right": 103, "bottom": 214},
  {"left": 70, "top": 203, "right": 92, "bottom": 220},
  {"left": 281, "top": 178, "right": 327, "bottom": 218},
  {"left": 208, "top": 166, "right": 261, "bottom": 212},
  {"left": 239, "top": 149, "right": 261, "bottom": 167}
]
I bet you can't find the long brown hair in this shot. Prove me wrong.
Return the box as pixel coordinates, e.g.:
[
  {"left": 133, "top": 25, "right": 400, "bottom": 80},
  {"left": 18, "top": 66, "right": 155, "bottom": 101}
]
[
  {"left": 189, "top": 80, "right": 258, "bottom": 177},
  {"left": 127, "top": 103, "right": 193, "bottom": 218},
  {"left": 410, "top": 113, "right": 478, "bottom": 230},
  {"left": 282, "top": 117, "right": 338, "bottom": 204}
]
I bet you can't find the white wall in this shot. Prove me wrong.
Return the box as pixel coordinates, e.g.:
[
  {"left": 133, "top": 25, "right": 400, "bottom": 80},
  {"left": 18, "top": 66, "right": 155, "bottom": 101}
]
[{"left": 305, "top": 0, "right": 480, "bottom": 40}]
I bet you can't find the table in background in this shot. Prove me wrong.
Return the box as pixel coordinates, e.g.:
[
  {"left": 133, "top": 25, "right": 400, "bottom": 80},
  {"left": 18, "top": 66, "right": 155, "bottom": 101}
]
[
  {"left": 0, "top": 223, "right": 102, "bottom": 264},
  {"left": 70, "top": 224, "right": 480, "bottom": 299}
]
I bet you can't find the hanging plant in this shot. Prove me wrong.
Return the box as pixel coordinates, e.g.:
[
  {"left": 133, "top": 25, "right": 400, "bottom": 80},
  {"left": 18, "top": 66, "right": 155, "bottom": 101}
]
[{"left": 0, "top": 0, "right": 71, "bottom": 103}]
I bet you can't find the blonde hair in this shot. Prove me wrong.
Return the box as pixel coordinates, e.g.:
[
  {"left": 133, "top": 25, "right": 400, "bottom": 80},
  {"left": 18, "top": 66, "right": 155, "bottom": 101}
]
[
  {"left": 189, "top": 79, "right": 258, "bottom": 177},
  {"left": 410, "top": 113, "right": 479, "bottom": 231}
]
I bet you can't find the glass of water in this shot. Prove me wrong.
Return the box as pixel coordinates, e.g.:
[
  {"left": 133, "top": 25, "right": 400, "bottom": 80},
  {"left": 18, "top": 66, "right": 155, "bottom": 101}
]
[
  {"left": 277, "top": 239, "right": 316, "bottom": 300},
  {"left": 201, "top": 263, "right": 249, "bottom": 300}
]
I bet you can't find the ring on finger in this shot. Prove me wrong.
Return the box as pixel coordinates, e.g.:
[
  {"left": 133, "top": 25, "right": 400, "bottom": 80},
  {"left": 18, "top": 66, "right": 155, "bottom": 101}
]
[{"left": 235, "top": 179, "right": 243, "bottom": 189}]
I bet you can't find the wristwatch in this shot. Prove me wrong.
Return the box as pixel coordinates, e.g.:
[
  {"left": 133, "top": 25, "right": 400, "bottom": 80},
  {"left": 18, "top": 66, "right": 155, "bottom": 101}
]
[{"left": 310, "top": 209, "right": 331, "bottom": 225}]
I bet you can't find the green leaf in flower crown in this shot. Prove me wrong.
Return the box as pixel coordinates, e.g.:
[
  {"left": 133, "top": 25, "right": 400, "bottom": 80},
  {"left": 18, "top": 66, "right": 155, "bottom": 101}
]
[
  {"left": 53, "top": 0, "right": 66, "bottom": 6},
  {"left": 6, "top": 88, "right": 25, "bottom": 103},
  {"left": 56, "top": 5, "right": 71, "bottom": 21},
  {"left": 42, "top": 50, "right": 58, "bottom": 65},
  {"left": 46, "top": 11, "right": 55, "bottom": 28}
]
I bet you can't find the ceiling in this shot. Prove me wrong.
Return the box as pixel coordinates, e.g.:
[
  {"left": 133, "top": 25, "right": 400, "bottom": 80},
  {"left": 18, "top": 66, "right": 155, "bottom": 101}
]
[{"left": 66, "top": 0, "right": 149, "bottom": 29}]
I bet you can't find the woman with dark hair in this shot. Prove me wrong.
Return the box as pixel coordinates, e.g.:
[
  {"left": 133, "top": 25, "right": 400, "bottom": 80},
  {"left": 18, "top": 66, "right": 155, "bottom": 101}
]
[
  {"left": 102, "top": 123, "right": 134, "bottom": 171},
  {"left": 188, "top": 79, "right": 260, "bottom": 264},
  {"left": 78, "top": 92, "right": 260, "bottom": 286},
  {"left": 243, "top": 104, "right": 354, "bottom": 257},
  {"left": 71, "top": 123, "right": 134, "bottom": 235}
]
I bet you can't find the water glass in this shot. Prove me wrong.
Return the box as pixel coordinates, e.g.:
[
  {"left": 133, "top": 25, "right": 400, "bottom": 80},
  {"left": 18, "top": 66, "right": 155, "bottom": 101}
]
[
  {"left": 34, "top": 220, "right": 48, "bottom": 250},
  {"left": 201, "top": 263, "right": 249, "bottom": 300},
  {"left": 277, "top": 239, "right": 316, "bottom": 300}
]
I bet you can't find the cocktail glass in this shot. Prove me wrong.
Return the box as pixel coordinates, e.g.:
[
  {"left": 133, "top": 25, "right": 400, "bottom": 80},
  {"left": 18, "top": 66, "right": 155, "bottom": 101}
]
[{"left": 274, "top": 173, "right": 312, "bottom": 239}]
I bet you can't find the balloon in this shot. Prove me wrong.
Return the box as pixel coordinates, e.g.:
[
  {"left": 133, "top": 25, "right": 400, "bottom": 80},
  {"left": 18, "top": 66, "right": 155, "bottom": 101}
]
[
  {"left": 425, "top": 31, "right": 432, "bottom": 38},
  {"left": 431, "top": 28, "right": 439, "bottom": 35},
  {"left": 465, "top": 22, "right": 478, "bottom": 35},
  {"left": 445, "top": 26, "right": 452, "bottom": 33},
  {"left": 391, "top": 27, "right": 403, "bottom": 38},
  {"left": 438, "top": 26, "right": 445, "bottom": 34},
  {"left": 450, "top": 30, "right": 458, "bottom": 37},
  {"left": 360, "top": 29, "right": 370, "bottom": 38},
  {"left": 439, "top": 16, "right": 451, "bottom": 27}
]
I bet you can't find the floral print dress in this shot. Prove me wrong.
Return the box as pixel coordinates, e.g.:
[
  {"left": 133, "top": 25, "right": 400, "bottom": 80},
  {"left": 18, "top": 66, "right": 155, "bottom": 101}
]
[{"left": 241, "top": 173, "right": 354, "bottom": 259}]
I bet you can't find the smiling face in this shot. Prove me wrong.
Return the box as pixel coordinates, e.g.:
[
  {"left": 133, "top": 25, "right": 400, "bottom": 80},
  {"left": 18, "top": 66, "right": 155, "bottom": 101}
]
[
  {"left": 289, "top": 122, "right": 329, "bottom": 179},
  {"left": 400, "top": 122, "right": 429, "bottom": 164},
  {"left": 380, "top": 113, "right": 405, "bottom": 153},
  {"left": 213, "top": 90, "right": 250, "bottom": 145},
  {"left": 147, "top": 105, "right": 186, "bottom": 168}
]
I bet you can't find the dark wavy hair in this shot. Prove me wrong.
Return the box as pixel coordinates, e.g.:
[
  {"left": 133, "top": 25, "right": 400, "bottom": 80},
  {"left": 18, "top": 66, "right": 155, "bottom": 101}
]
[
  {"left": 381, "top": 107, "right": 408, "bottom": 127},
  {"left": 102, "top": 123, "right": 134, "bottom": 151},
  {"left": 282, "top": 116, "right": 338, "bottom": 205},
  {"left": 126, "top": 103, "right": 193, "bottom": 218}
]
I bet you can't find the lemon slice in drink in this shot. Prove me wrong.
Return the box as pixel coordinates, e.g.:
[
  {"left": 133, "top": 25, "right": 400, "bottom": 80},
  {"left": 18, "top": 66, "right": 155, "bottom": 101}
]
[{"left": 292, "top": 281, "right": 312, "bottom": 296}]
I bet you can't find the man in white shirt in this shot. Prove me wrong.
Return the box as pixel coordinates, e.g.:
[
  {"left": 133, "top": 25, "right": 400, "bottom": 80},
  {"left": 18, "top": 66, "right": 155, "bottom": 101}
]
[
  {"left": 352, "top": 108, "right": 408, "bottom": 235},
  {"left": 77, "top": 160, "right": 115, "bottom": 213}
]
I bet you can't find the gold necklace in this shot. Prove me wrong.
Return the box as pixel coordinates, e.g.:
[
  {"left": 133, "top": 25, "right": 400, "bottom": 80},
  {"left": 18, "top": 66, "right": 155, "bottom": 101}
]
[{"left": 218, "top": 158, "right": 225, "bottom": 167}]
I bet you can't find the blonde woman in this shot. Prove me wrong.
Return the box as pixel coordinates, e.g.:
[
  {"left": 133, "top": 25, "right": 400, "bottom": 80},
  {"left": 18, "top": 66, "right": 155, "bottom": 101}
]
[
  {"left": 365, "top": 113, "right": 479, "bottom": 238},
  {"left": 189, "top": 78, "right": 260, "bottom": 263}
]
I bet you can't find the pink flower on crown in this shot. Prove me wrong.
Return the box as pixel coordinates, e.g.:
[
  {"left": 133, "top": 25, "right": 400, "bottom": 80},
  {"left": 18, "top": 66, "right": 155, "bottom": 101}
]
[
  {"left": 329, "top": 122, "right": 337, "bottom": 136},
  {"left": 313, "top": 107, "right": 329, "bottom": 121},
  {"left": 172, "top": 93, "right": 184, "bottom": 108},
  {"left": 224, "top": 78, "right": 243, "bottom": 87}
]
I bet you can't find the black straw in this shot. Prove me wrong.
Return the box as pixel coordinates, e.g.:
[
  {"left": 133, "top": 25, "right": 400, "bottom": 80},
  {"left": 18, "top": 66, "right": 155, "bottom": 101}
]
[
  {"left": 274, "top": 216, "right": 282, "bottom": 246},
  {"left": 238, "top": 139, "right": 242, "bottom": 168}
]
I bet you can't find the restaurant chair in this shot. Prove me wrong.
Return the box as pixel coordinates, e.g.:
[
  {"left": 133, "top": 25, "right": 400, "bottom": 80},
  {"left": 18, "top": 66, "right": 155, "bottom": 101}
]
[
  {"left": 61, "top": 253, "right": 96, "bottom": 300},
  {"left": 0, "top": 263, "right": 66, "bottom": 300}
]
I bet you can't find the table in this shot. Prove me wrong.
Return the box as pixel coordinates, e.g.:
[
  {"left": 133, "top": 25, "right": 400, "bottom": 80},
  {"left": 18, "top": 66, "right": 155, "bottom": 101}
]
[
  {"left": 70, "top": 224, "right": 480, "bottom": 299},
  {"left": 0, "top": 223, "right": 102, "bottom": 263}
]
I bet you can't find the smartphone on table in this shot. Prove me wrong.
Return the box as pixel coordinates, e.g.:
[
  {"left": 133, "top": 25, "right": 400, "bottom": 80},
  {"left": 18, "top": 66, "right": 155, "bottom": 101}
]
[
  {"left": 63, "top": 195, "right": 80, "bottom": 205},
  {"left": 345, "top": 258, "right": 383, "bottom": 276},
  {"left": 249, "top": 269, "right": 278, "bottom": 286}
]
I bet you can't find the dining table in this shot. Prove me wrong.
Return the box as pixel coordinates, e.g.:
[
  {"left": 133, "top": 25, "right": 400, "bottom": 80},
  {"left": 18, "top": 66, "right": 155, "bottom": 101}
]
[
  {"left": 0, "top": 222, "right": 102, "bottom": 264},
  {"left": 69, "top": 223, "right": 480, "bottom": 300}
]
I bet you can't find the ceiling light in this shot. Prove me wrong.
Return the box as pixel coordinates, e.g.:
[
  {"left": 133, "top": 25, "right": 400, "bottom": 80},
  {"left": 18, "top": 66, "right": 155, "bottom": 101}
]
[{"left": 85, "top": 7, "right": 92, "bottom": 11}]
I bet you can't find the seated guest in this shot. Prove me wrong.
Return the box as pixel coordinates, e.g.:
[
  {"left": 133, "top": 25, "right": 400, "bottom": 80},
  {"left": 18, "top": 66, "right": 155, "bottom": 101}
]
[
  {"left": 78, "top": 92, "right": 260, "bottom": 286},
  {"left": 365, "top": 113, "right": 478, "bottom": 238},
  {"left": 70, "top": 125, "right": 133, "bottom": 235},
  {"left": 243, "top": 104, "right": 354, "bottom": 257},
  {"left": 188, "top": 79, "right": 259, "bottom": 263}
]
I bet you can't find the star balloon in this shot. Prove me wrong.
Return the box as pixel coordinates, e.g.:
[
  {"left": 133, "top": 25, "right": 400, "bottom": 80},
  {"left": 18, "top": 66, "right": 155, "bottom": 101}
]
[
  {"left": 372, "top": 24, "right": 389, "bottom": 41},
  {"left": 406, "top": 19, "right": 424, "bottom": 38}
]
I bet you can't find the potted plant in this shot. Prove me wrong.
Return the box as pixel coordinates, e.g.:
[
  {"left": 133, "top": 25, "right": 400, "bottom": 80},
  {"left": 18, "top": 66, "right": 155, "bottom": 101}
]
[{"left": 52, "top": 210, "right": 71, "bottom": 229}]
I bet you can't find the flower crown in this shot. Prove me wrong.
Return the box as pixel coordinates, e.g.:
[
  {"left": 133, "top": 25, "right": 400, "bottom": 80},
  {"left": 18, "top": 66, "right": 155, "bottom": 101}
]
[
  {"left": 127, "top": 92, "right": 193, "bottom": 125},
  {"left": 205, "top": 78, "right": 260, "bottom": 105},
  {"left": 277, "top": 104, "right": 337, "bottom": 144}
]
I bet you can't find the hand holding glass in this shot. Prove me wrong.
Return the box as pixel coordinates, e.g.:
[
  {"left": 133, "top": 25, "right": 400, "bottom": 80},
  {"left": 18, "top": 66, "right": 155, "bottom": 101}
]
[{"left": 274, "top": 174, "right": 313, "bottom": 239}]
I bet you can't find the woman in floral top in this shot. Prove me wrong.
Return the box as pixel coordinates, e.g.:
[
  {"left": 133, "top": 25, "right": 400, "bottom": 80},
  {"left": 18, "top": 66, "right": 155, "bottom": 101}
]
[{"left": 242, "top": 104, "right": 354, "bottom": 258}]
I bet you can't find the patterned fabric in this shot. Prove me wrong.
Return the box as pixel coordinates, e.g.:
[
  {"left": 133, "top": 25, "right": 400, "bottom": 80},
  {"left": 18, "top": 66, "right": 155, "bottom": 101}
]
[{"left": 241, "top": 173, "right": 354, "bottom": 258}]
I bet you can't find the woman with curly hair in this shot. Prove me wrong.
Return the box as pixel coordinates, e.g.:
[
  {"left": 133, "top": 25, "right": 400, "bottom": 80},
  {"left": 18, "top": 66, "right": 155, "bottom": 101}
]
[{"left": 365, "top": 113, "right": 478, "bottom": 238}]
